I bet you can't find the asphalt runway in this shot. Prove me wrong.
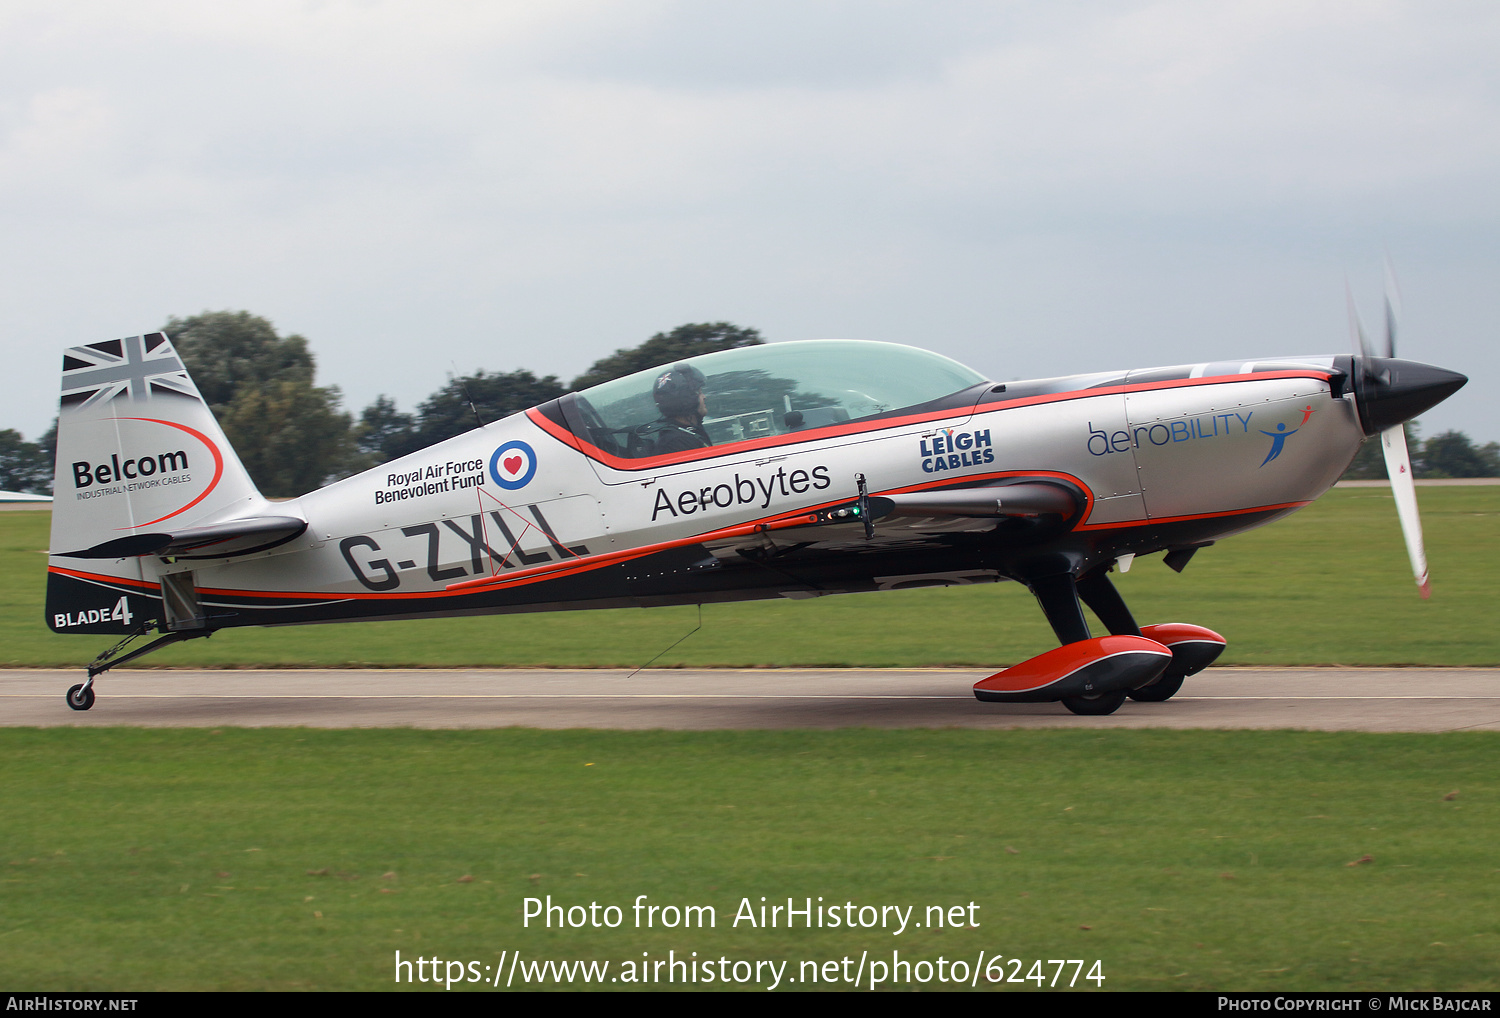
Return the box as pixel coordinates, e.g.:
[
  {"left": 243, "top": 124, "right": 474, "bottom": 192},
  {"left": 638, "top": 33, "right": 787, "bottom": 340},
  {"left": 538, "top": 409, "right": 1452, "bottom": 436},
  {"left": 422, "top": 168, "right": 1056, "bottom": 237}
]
[{"left": 2, "top": 667, "right": 1497, "bottom": 731}]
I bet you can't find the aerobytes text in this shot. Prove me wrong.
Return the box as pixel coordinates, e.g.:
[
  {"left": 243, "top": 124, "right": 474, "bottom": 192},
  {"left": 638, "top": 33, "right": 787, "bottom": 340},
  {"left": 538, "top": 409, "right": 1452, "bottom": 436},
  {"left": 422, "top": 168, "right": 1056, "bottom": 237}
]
[
  {"left": 651, "top": 466, "right": 831, "bottom": 520},
  {"left": 376, "top": 459, "right": 486, "bottom": 505}
]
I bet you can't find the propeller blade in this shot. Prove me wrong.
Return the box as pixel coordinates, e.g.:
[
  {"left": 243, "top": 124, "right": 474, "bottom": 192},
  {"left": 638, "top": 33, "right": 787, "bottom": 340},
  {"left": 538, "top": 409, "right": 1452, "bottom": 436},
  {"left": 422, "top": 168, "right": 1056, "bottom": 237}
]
[
  {"left": 1383, "top": 257, "right": 1402, "bottom": 359},
  {"left": 1379, "top": 423, "right": 1430, "bottom": 598},
  {"left": 1346, "top": 282, "right": 1372, "bottom": 358},
  {"left": 1350, "top": 265, "right": 1450, "bottom": 599}
]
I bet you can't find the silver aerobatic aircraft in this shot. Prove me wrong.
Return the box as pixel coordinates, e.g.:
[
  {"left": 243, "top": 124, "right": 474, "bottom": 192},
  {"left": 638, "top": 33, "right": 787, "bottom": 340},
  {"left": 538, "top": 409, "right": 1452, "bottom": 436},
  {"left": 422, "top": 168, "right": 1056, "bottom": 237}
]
[{"left": 45, "top": 317, "right": 1465, "bottom": 715}]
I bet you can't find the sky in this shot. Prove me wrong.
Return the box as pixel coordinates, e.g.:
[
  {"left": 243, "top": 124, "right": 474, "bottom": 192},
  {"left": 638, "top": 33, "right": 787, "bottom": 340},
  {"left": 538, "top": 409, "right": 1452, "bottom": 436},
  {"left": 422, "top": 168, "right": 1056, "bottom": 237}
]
[{"left": 3, "top": 0, "right": 1496, "bottom": 444}]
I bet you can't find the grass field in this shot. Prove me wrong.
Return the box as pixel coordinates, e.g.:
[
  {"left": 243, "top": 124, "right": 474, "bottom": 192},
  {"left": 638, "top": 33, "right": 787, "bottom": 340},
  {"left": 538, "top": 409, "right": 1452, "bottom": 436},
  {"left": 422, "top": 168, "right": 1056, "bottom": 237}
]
[
  {"left": 4, "top": 491, "right": 1497, "bottom": 993},
  {"left": 4, "top": 486, "right": 1497, "bottom": 668},
  {"left": 2, "top": 728, "right": 1495, "bottom": 991}
]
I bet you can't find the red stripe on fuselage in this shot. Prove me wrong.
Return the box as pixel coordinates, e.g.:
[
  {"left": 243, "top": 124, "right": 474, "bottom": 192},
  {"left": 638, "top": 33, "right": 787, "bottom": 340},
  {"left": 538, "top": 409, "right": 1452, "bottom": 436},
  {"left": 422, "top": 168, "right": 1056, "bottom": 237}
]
[
  {"left": 1076, "top": 500, "right": 1311, "bottom": 531},
  {"left": 48, "top": 566, "right": 158, "bottom": 590}
]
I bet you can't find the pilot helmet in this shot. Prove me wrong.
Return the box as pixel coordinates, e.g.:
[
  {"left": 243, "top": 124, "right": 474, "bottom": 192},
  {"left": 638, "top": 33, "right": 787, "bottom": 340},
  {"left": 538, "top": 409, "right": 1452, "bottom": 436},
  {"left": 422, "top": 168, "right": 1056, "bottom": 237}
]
[{"left": 653, "top": 363, "right": 707, "bottom": 418}]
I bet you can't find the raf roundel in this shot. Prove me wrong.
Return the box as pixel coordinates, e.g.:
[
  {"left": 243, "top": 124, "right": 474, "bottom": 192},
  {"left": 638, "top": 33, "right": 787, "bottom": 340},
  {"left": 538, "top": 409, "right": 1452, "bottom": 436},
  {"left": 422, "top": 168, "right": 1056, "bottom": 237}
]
[{"left": 489, "top": 440, "right": 538, "bottom": 490}]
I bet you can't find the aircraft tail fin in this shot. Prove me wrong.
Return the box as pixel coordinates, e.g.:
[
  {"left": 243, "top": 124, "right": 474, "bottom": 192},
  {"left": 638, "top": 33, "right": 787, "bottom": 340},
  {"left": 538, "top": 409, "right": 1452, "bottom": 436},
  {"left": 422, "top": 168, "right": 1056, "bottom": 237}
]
[{"left": 46, "top": 333, "right": 274, "bottom": 631}]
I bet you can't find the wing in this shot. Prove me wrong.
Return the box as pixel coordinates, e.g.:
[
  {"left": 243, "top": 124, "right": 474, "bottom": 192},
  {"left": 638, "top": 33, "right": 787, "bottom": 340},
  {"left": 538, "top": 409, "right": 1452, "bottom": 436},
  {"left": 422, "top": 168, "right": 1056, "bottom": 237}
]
[{"left": 445, "top": 478, "right": 1083, "bottom": 596}]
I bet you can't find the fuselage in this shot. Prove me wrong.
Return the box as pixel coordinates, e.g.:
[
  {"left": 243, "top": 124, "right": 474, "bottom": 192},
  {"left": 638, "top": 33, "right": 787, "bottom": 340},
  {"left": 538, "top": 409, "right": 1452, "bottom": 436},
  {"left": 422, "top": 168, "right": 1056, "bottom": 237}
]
[{"left": 47, "top": 342, "right": 1369, "bottom": 635}]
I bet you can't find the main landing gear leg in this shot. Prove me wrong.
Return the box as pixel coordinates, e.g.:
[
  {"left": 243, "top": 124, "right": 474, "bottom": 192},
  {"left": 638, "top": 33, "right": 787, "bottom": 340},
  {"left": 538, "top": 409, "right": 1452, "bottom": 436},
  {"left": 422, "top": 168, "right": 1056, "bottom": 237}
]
[
  {"left": 1076, "top": 564, "right": 1225, "bottom": 702},
  {"left": 1025, "top": 571, "right": 1128, "bottom": 717},
  {"left": 1075, "top": 564, "right": 1141, "bottom": 636},
  {"left": 1077, "top": 564, "right": 1181, "bottom": 702},
  {"left": 1027, "top": 571, "right": 1092, "bottom": 645},
  {"left": 66, "top": 628, "right": 210, "bottom": 711},
  {"left": 973, "top": 564, "right": 1172, "bottom": 714}
]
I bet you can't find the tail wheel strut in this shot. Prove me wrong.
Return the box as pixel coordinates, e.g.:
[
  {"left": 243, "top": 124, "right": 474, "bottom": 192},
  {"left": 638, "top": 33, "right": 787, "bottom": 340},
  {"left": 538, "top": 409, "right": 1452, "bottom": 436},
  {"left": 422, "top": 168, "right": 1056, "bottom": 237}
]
[{"left": 64, "top": 627, "right": 211, "bottom": 711}]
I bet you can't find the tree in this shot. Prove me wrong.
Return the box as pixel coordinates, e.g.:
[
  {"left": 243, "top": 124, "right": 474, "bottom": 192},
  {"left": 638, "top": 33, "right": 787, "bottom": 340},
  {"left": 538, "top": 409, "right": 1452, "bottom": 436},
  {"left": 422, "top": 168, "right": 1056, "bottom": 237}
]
[
  {"left": 0, "top": 428, "right": 52, "bottom": 494},
  {"left": 217, "top": 380, "right": 357, "bottom": 497},
  {"left": 410, "top": 370, "right": 567, "bottom": 449},
  {"left": 1341, "top": 422, "right": 1422, "bottom": 480},
  {"left": 1421, "top": 430, "right": 1500, "bottom": 478},
  {"left": 569, "top": 322, "right": 763, "bottom": 390},
  {"left": 162, "top": 311, "right": 358, "bottom": 497},
  {"left": 1481, "top": 442, "right": 1500, "bottom": 478},
  {"left": 35, "top": 419, "right": 56, "bottom": 472},
  {"left": 355, "top": 395, "right": 421, "bottom": 465},
  {"left": 164, "top": 311, "right": 315, "bottom": 412}
]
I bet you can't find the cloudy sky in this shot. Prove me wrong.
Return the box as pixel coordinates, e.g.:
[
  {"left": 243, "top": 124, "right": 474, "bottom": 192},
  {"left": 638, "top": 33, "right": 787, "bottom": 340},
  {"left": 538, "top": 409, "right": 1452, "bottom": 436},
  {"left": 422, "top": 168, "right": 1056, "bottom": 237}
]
[{"left": 3, "top": 0, "right": 1495, "bottom": 444}]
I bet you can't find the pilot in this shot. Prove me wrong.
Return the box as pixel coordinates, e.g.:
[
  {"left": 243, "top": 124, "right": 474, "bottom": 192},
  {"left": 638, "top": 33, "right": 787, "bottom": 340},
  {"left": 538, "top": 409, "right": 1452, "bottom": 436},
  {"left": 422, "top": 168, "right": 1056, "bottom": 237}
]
[{"left": 650, "top": 364, "right": 712, "bottom": 454}]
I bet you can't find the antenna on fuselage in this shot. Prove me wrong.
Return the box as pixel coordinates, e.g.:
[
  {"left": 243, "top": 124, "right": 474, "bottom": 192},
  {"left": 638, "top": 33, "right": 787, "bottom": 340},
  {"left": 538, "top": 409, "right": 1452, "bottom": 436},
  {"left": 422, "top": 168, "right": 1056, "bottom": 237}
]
[{"left": 452, "top": 362, "right": 485, "bottom": 429}]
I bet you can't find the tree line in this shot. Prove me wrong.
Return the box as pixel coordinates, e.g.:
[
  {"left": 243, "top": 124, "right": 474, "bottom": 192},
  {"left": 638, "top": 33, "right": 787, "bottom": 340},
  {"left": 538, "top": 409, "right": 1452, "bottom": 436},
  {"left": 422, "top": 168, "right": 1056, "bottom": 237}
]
[
  {"left": 1338, "top": 423, "right": 1500, "bottom": 480},
  {"left": 1, "top": 311, "right": 1493, "bottom": 496}
]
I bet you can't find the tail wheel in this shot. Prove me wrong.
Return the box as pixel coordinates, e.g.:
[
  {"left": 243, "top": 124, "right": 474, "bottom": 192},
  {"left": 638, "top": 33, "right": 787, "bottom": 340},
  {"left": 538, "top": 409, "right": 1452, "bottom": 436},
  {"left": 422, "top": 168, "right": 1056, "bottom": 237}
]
[
  {"left": 66, "top": 683, "right": 95, "bottom": 711},
  {"left": 1060, "top": 690, "right": 1127, "bottom": 716},
  {"left": 1128, "top": 673, "right": 1185, "bottom": 702}
]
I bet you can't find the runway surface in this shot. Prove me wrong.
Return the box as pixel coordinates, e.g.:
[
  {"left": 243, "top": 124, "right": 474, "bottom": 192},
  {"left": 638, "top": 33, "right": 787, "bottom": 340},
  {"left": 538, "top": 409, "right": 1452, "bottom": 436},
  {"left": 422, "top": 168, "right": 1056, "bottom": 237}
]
[{"left": 3, "top": 667, "right": 1497, "bottom": 731}]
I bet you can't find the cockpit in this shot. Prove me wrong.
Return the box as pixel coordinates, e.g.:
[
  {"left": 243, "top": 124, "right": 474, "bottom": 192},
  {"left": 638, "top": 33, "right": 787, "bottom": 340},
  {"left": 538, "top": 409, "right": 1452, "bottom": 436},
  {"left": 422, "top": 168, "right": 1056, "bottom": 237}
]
[{"left": 547, "top": 340, "right": 989, "bottom": 464}]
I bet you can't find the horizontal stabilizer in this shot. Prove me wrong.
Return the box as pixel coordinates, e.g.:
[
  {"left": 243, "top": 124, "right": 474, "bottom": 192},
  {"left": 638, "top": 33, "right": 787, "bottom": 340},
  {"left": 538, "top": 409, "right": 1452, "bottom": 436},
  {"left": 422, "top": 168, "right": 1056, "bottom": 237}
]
[
  {"left": 883, "top": 482, "right": 1077, "bottom": 518},
  {"left": 59, "top": 515, "right": 307, "bottom": 560}
]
